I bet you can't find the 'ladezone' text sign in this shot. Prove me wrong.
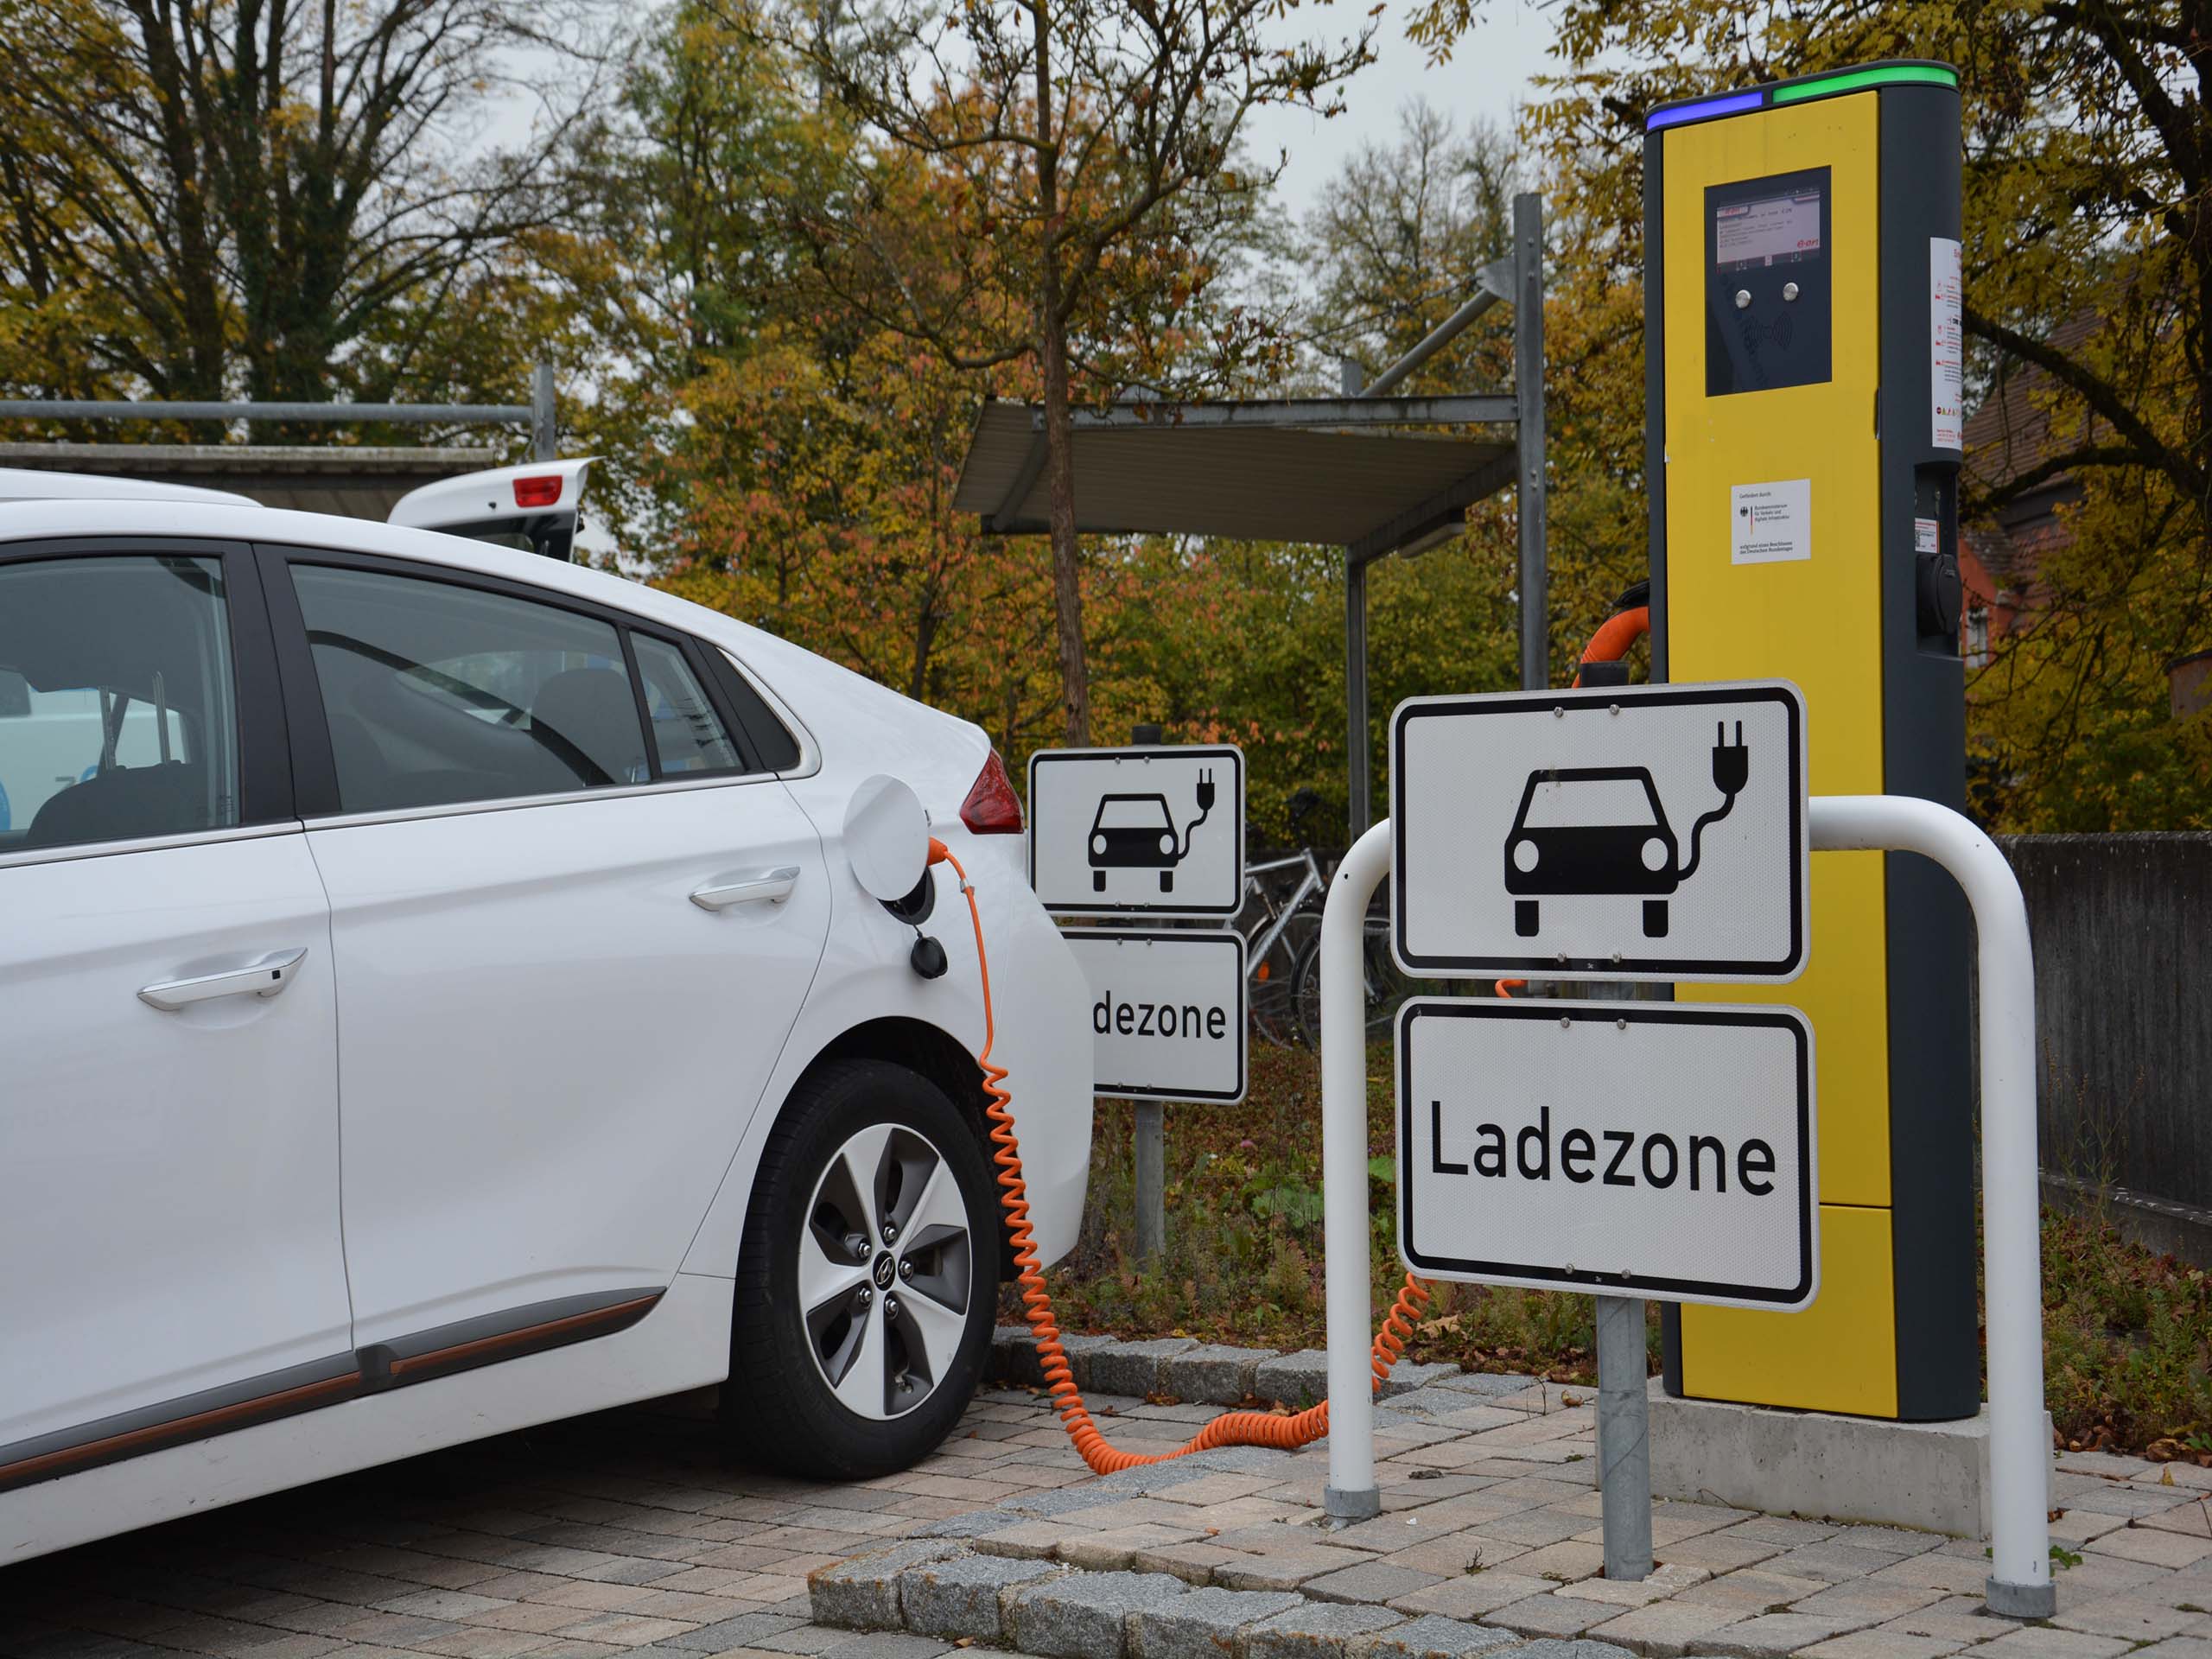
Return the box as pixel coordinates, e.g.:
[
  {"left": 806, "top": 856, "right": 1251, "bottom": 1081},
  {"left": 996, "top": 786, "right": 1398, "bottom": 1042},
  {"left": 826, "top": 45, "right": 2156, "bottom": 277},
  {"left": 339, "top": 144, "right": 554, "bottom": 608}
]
[
  {"left": 1392, "top": 682, "right": 1807, "bottom": 980},
  {"left": 1397, "top": 999, "right": 1816, "bottom": 1309},
  {"left": 1029, "top": 747, "right": 1243, "bottom": 917},
  {"left": 1065, "top": 930, "right": 1247, "bottom": 1103}
]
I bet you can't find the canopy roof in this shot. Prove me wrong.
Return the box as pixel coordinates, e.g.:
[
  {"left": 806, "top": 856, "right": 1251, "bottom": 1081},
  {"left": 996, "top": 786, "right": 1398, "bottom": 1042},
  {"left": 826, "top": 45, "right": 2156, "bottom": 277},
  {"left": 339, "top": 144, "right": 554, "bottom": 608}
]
[{"left": 952, "top": 397, "right": 1516, "bottom": 563}]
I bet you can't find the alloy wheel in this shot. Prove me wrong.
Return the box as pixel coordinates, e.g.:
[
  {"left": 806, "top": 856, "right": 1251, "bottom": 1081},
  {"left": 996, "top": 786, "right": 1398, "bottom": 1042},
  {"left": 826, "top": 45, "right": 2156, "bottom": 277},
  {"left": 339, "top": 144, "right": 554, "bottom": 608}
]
[{"left": 798, "top": 1122, "right": 973, "bottom": 1420}]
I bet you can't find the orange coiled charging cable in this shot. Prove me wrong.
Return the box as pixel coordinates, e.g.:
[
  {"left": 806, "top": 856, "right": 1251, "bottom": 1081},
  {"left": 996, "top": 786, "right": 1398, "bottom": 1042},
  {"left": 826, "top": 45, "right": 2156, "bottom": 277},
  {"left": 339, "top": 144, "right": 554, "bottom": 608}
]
[{"left": 932, "top": 838, "right": 1433, "bottom": 1472}]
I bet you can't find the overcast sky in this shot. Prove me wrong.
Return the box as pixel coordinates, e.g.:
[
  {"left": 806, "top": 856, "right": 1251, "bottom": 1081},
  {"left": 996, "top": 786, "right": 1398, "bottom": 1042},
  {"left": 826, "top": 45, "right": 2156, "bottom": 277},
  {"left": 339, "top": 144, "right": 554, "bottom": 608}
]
[
  {"left": 483, "top": 1, "right": 1560, "bottom": 219},
  {"left": 1247, "top": 0, "right": 1558, "bottom": 213}
]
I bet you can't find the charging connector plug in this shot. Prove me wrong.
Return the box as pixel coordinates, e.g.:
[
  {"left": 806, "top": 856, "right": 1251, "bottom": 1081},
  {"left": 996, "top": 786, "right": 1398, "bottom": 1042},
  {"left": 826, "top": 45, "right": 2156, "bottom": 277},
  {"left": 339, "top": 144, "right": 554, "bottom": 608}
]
[
  {"left": 1711, "top": 721, "right": 1749, "bottom": 798},
  {"left": 1677, "top": 722, "right": 1751, "bottom": 883}
]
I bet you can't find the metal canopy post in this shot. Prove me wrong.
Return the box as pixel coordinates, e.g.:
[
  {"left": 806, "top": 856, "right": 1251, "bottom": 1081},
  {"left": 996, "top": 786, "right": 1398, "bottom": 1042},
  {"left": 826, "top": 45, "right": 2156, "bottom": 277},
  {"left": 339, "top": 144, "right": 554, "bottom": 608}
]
[
  {"left": 1342, "top": 193, "right": 1545, "bottom": 842},
  {"left": 1514, "top": 194, "right": 1549, "bottom": 695}
]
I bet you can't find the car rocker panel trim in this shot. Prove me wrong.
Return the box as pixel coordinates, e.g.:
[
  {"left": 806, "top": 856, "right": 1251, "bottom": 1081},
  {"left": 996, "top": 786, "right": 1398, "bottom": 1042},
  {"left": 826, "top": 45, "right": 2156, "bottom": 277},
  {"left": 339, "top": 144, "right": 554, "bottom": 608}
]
[{"left": 0, "top": 1287, "right": 663, "bottom": 1494}]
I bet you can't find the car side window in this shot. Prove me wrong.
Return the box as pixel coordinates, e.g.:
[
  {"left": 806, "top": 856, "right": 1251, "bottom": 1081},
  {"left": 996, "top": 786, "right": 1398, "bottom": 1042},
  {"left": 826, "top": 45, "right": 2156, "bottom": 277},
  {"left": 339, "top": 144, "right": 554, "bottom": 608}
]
[
  {"left": 709, "top": 650, "right": 804, "bottom": 772},
  {"left": 0, "top": 555, "right": 239, "bottom": 855},
  {"left": 290, "top": 563, "right": 650, "bottom": 814},
  {"left": 632, "top": 634, "right": 744, "bottom": 776}
]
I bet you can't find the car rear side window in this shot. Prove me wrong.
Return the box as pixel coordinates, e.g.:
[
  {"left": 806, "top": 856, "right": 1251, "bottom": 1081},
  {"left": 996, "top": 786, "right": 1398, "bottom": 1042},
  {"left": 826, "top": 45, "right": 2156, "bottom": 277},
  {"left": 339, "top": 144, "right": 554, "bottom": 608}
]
[
  {"left": 291, "top": 564, "right": 650, "bottom": 813},
  {"left": 0, "top": 555, "right": 239, "bottom": 855},
  {"left": 709, "top": 650, "right": 803, "bottom": 772},
  {"left": 632, "top": 634, "right": 743, "bottom": 776}
]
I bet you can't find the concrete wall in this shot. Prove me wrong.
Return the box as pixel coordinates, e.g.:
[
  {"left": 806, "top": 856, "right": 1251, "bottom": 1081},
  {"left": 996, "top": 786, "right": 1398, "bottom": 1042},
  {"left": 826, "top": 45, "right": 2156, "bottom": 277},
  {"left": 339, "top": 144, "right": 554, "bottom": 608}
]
[{"left": 1995, "top": 833, "right": 2212, "bottom": 1256}]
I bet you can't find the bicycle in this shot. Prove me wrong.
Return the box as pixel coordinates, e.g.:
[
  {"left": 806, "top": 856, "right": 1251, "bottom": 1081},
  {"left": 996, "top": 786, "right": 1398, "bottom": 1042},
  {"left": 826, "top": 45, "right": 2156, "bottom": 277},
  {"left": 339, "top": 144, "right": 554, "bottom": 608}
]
[
  {"left": 1288, "top": 877, "right": 1422, "bottom": 1052},
  {"left": 1233, "top": 788, "right": 1331, "bottom": 1046}
]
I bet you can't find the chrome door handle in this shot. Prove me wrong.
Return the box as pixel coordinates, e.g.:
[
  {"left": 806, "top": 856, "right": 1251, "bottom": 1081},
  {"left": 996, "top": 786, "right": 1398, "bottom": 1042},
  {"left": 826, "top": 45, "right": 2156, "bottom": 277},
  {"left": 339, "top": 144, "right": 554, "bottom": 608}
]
[
  {"left": 690, "top": 866, "right": 801, "bottom": 912},
  {"left": 139, "top": 947, "right": 309, "bottom": 1012}
]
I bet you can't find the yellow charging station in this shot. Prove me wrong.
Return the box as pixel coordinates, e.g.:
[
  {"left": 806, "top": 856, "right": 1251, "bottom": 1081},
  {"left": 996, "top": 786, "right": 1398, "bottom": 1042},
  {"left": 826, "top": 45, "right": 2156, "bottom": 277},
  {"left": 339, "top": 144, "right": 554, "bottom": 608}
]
[{"left": 1644, "top": 63, "right": 1976, "bottom": 1421}]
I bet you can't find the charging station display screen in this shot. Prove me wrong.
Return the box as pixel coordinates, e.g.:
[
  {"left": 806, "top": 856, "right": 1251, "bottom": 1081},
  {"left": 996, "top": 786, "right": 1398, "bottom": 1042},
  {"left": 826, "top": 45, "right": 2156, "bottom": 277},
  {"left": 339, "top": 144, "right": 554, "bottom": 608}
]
[
  {"left": 1714, "top": 188, "right": 1823, "bottom": 272},
  {"left": 1705, "top": 168, "right": 1832, "bottom": 396}
]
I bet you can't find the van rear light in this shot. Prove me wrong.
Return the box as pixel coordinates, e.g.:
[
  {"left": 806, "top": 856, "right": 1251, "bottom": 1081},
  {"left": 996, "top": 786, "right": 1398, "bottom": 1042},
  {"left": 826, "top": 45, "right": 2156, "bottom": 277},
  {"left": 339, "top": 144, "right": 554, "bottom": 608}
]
[
  {"left": 960, "top": 749, "right": 1024, "bottom": 835},
  {"left": 512, "top": 474, "right": 563, "bottom": 509}
]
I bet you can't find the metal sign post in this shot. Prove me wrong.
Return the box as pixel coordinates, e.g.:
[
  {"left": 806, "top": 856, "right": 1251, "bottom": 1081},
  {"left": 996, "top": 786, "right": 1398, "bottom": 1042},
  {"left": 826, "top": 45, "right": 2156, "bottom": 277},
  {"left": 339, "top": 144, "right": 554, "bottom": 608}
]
[{"left": 1030, "top": 741, "right": 1247, "bottom": 1266}]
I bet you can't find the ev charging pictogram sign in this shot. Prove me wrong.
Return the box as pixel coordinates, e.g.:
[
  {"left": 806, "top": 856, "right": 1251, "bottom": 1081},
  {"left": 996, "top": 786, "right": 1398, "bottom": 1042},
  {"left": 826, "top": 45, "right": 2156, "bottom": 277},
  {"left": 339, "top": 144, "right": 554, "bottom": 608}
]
[
  {"left": 1028, "top": 747, "right": 1243, "bottom": 918},
  {"left": 1398, "top": 999, "right": 1817, "bottom": 1309},
  {"left": 1390, "top": 682, "right": 1807, "bottom": 981}
]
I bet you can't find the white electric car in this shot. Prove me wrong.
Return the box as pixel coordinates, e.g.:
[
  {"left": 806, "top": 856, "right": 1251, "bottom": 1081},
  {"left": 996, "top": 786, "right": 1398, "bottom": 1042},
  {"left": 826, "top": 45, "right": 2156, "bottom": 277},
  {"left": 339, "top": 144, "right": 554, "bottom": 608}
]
[{"left": 0, "top": 464, "right": 1091, "bottom": 1564}]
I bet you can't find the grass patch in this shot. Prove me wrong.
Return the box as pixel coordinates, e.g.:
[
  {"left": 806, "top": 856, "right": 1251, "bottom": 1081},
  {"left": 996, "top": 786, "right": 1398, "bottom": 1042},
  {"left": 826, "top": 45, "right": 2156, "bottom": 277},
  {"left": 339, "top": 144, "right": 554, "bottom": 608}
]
[{"left": 1007, "top": 1041, "right": 2212, "bottom": 1459}]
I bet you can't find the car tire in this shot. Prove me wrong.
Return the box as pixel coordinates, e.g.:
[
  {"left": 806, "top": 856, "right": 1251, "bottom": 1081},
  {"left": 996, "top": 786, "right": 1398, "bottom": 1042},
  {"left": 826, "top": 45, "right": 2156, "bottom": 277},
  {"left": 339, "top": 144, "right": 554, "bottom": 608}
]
[
  {"left": 1516, "top": 899, "right": 1539, "bottom": 937},
  {"left": 725, "top": 1058, "right": 998, "bottom": 1479},
  {"left": 1643, "top": 899, "right": 1669, "bottom": 938}
]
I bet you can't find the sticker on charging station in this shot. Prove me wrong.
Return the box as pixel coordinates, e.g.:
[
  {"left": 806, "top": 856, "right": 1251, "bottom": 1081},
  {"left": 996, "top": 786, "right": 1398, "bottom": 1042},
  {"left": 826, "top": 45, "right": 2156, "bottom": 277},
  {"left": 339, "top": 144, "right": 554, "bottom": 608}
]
[
  {"left": 1730, "top": 478, "right": 1811, "bottom": 563},
  {"left": 1066, "top": 929, "right": 1247, "bottom": 1103},
  {"left": 1931, "top": 237, "right": 1964, "bottom": 451},
  {"left": 1398, "top": 998, "right": 1816, "bottom": 1309},
  {"left": 1391, "top": 681, "right": 1807, "bottom": 981},
  {"left": 1028, "top": 747, "right": 1243, "bottom": 917}
]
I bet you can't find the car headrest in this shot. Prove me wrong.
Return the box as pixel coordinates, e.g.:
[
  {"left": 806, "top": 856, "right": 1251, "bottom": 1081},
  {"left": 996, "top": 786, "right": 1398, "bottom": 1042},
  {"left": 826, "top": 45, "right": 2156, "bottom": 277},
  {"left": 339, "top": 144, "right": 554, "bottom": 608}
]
[
  {"left": 26, "top": 762, "right": 207, "bottom": 849},
  {"left": 530, "top": 668, "right": 647, "bottom": 786}
]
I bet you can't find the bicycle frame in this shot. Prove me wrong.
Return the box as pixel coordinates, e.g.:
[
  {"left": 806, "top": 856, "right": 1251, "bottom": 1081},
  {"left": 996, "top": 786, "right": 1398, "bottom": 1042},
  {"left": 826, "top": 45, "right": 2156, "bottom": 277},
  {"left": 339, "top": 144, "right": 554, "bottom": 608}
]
[{"left": 1238, "top": 848, "right": 1328, "bottom": 981}]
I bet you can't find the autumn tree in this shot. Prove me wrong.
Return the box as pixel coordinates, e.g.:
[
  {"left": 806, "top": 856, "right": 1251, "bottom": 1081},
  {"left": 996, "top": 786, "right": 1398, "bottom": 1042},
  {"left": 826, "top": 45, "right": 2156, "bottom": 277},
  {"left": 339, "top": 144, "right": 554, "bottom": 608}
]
[
  {"left": 763, "top": 0, "right": 1373, "bottom": 743},
  {"left": 0, "top": 0, "right": 614, "bottom": 426},
  {"left": 1408, "top": 0, "right": 2211, "bottom": 826}
]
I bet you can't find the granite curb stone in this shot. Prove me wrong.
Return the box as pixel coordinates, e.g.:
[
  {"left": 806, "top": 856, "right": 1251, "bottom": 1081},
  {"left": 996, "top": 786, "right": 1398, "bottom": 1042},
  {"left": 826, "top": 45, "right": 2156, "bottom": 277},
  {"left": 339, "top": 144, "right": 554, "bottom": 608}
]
[
  {"left": 1255, "top": 1351, "right": 1335, "bottom": 1411},
  {"left": 1006, "top": 1568, "right": 1192, "bottom": 1659},
  {"left": 1166, "top": 1344, "right": 1278, "bottom": 1405},
  {"left": 1351, "top": 1612, "right": 1523, "bottom": 1656},
  {"left": 1245, "top": 1599, "right": 1408, "bottom": 1659},
  {"left": 896, "top": 1552, "right": 1065, "bottom": 1641},
  {"left": 1128, "top": 1587, "right": 1306, "bottom": 1659},
  {"left": 1092, "top": 1338, "right": 1205, "bottom": 1399},
  {"left": 807, "top": 1541, "right": 968, "bottom": 1630}
]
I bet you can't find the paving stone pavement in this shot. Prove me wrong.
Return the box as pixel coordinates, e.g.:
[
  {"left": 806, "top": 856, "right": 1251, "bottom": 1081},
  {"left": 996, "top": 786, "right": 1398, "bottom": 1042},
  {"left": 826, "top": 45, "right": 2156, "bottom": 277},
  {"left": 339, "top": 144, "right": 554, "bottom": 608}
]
[{"left": 6, "top": 1372, "right": 2212, "bottom": 1659}]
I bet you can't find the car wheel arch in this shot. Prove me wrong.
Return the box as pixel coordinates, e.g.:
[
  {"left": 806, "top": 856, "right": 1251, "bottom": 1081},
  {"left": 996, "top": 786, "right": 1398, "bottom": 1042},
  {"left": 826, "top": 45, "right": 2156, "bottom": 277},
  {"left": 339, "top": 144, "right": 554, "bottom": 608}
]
[{"left": 778, "top": 1016, "right": 1016, "bottom": 1281}]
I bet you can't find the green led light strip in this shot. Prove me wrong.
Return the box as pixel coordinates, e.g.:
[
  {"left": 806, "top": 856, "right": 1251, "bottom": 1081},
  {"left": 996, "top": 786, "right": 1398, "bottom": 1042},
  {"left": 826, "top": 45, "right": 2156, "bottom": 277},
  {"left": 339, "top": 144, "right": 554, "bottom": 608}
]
[{"left": 1770, "top": 63, "right": 1956, "bottom": 104}]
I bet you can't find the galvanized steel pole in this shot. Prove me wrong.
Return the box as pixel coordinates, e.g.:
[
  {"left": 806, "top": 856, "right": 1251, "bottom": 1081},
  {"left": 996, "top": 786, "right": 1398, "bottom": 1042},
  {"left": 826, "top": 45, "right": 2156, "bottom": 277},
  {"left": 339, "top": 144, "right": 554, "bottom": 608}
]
[
  {"left": 1133, "top": 1100, "right": 1166, "bottom": 1265},
  {"left": 1513, "top": 194, "right": 1549, "bottom": 696},
  {"left": 1321, "top": 821, "right": 1393, "bottom": 1520},
  {"left": 1595, "top": 1295, "right": 1654, "bottom": 1580}
]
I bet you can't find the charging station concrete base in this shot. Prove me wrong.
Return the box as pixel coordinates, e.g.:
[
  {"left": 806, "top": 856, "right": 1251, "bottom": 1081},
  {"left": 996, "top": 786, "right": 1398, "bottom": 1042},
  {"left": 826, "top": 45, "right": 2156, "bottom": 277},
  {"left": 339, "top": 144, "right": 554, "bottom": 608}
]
[{"left": 1647, "top": 1379, "right": 2050, "bottom": 1537}]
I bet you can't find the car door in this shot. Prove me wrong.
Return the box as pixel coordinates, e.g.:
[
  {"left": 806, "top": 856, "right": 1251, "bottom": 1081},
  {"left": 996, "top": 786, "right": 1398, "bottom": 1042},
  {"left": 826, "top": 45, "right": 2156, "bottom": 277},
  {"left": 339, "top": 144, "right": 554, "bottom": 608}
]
[
  {"left": 0, "top": 541, "right": 349, "bottom": 1484},
  {"left": 261, "top": 548, "right": 831, "bottom": 1349}
]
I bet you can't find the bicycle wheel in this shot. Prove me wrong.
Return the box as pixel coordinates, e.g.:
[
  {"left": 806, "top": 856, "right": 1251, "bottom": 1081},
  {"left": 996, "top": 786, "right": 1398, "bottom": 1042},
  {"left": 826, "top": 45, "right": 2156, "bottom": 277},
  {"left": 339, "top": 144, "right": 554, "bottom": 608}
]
[
  {"left": 1249, "top": 905, "right": 1319, "bottom": 1047},
  {"left": 1292, "top": 918, "right": 1414, "bottom": 1052},
  {"left": 1290, "top": 929, "right": 1325, "bottom": 1051},
  {"left": 1359, "top": 917, "right": 1413, "bottom": 1034}
]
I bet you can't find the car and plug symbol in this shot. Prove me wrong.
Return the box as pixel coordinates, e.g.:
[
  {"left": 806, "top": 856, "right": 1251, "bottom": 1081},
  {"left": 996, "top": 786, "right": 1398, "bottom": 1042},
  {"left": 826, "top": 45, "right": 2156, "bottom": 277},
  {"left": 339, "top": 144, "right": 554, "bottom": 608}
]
[
  {"left": 1504, "top": 723, "right": 1751, "bottom": 939},
  {"left": 1087, "top": 768, "right": 1216, "bottom": 893}
]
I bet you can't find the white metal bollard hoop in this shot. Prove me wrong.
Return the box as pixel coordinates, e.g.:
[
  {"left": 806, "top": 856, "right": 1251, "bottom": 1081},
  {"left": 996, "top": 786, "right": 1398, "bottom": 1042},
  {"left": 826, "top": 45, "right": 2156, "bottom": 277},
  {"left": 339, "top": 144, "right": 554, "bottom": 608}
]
[{"left": 1319, "top": 801, "right": 2052, "bottom": 1617}]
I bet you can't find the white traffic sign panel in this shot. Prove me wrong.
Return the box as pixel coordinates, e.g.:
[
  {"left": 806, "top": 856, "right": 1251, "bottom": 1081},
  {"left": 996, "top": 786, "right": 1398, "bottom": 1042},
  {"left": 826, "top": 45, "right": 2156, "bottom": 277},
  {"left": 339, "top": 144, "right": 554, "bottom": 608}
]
[
  {"left": 1065, "top": 930, "right": 1247, "bottom": 1103},
  {"left": 1028, "top": 747, "right": 1243, "bottom": 917},
  {"left": 1391, "top": 682, "right": 1807, "bottom": 981},
  {"left": 1397, "top": 998, "right": 1816, "bottom": 1309}
]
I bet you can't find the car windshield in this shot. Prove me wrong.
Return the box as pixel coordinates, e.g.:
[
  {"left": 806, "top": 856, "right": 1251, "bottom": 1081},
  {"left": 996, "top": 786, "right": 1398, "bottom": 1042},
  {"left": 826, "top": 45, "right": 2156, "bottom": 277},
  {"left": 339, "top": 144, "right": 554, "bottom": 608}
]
[
  {"left": 1096, "top": 795, "right": 1172, "bottom": 831},
  {"left": 1522, "top": 775, "right": 1658, "bottom": 830}
]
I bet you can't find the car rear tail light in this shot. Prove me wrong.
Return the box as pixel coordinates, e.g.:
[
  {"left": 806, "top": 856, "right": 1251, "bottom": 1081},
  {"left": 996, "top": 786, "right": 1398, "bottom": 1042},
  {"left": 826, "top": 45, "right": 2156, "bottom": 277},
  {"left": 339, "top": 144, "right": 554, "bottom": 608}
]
[
  {"left": 512, "top": 474, "right": 563, "bottom": 508},
  {"left": 960, "top": 749, "right": 1024, "bottom": 835}
]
